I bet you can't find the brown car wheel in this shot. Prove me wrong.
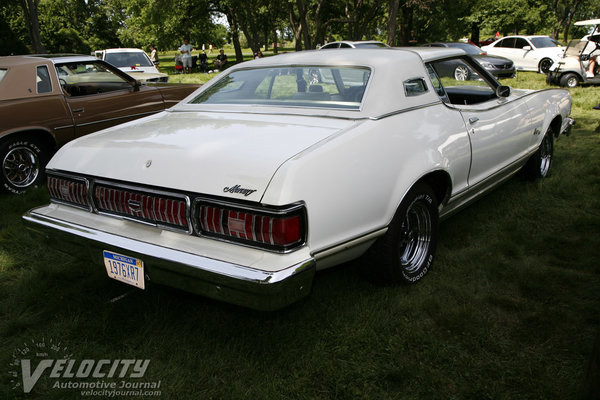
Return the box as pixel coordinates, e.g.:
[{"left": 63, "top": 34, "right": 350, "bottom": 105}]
[{"left": 0, "top": 136, "right": 49, "bottom": 194}]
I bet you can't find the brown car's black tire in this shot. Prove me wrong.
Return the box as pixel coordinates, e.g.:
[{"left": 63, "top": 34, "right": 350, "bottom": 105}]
[{"left": 0, "top": 135, "right": 49, "bottom": 194}]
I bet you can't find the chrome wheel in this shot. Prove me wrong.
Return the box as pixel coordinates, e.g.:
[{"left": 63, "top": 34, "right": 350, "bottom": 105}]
[
  {"left": 398, "top": 199, "right": 433, "bottom": 273},
  {"left": 2, "top": 146, "right": 40, "bottom": 188},
  {"left": 539, "top": 132, "right": 553, "bottom": 177},
  {"left": 454, "top": 65, "right": 469, "bottom": 81}
]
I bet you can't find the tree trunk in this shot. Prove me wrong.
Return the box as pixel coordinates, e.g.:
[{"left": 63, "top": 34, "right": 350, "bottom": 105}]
[
  {"left": 20, "top": 0, "right": 46, "bottom": 53},
  {"left": 387, "top": 0, "right": 400, "bottom": 46}
]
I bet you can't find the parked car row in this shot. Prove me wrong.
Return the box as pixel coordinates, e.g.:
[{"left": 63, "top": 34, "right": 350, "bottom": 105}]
[{"left": 21, "top": 47, "right": 574, "bottom": 310}]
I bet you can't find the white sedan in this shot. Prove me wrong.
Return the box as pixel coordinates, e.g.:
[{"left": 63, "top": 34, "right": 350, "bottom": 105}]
[
  {"left": 24, "top": 48, "right": 574, "bottom": 310},
  {"left": 481, "top": 35, "right": 565, "bottom": 73}
]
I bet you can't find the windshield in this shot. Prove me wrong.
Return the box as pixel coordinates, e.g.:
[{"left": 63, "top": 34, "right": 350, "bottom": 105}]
[
  {"left": 530, "top": 37, "right": 562, "bottom": 48},
  {"left": 105, "top": 52, "right": 153, "bottom": 67},
  {"left": 354, "top": 42, "right": 389, "bottom": 48},
  {"left": 190, "top": 66, "right": 371, "bottom": 110}
]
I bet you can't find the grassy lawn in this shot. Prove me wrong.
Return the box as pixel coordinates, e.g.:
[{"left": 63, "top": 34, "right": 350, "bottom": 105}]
[{"left": 1, "top": 71, "right": 599, "bottom": 399}]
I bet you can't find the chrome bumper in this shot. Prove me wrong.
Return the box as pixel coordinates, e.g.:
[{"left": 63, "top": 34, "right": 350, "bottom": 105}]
[
  {"left": 562, "top": 117, "right": 576, "bottom": 136},
  {"left": 23, "top": 206, "right": 316, "bottom": 311}
]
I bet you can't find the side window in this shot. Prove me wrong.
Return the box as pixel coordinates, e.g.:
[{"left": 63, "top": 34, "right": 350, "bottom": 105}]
[
  {"left": 340, "top": 43, "right": 352, "bottom": 48},
  {"left": 55, "top": 62, "right": 131, "bottom": 96},
  {"left": 404, "top": 78, "right": 428, "bottom": 97},
  {"left": 515, "top": 38, "right": 529, "bottom": 49},
  {"left": 496, "top": 38, "right": 515, "bottom": 48},
  {"left": 428, "top": 58, "right": 497, "bottom": 106},
  {"left": 36, "top": 65, "right": 52, "bottom": 93}
]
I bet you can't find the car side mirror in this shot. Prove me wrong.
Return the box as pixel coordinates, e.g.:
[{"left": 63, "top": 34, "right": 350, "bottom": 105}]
[
  {"left": 522, "top": 45, "right": 532, "bottom": 51},
  {"left": 133, "top": 80, "right": 142, "bottom": 92},
  {"left": 496, "top": 85, "right": 511, "bottom": 98}
]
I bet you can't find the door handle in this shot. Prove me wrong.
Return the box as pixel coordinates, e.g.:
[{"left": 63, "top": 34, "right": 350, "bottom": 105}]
[
  {"left": 72, "top": 108, "right": 84, "bottom": 113},
  {"left": 469, "top": 117, "right": 479, "bottom": 124}
]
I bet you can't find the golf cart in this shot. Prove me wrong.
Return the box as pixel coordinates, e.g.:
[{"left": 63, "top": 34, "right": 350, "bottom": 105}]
[{"left": 547, "top": 19, "right": 600, "bottom": 88}]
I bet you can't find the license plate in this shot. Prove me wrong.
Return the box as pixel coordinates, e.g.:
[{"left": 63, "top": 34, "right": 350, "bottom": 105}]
[{"left": 103, "top": 250, "right": 145, "bottom": 289}]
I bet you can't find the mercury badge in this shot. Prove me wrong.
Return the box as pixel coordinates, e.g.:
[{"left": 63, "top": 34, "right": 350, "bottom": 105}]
[
  {"left": 145, "top": 160, "right": 152, "bottom": 168},
  {"left": 223, "top": 184, "right": 257, "bottom": 197}
]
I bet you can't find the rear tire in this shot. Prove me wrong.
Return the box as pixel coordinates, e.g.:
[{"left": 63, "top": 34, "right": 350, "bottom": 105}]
[
  {"left": 367, "top": 183, "right": 439, "bottom": 284},
  {"left": 0, "top": 136, "right": 49, "bottom": 194},
  {"left": 559, "top": 73, "right": 579, "bottom": 88}
]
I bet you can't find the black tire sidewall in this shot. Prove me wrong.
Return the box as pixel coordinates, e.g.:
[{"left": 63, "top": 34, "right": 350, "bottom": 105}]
[
  {"left": 0, "top": 137, "right": 47, "bottom": 194},
  {"left": 370, "top": 182, "right": 439, "bottom": 284}
]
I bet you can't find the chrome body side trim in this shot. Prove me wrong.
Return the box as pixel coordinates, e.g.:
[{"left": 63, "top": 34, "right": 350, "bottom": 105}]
[
  {"left": 23, "top": 207, "right": 316, "bottom": 311},
  {"left": 440, "top": 152, "right": 531, "bottom": 219}
]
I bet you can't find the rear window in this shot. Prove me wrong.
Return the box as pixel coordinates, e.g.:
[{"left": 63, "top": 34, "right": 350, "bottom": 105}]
[
  {"left": 105, "top": 52, "right": 153, "bottom": 67},
  {"left": 190, "top": 66, "right": 371, "bottom": 110}
]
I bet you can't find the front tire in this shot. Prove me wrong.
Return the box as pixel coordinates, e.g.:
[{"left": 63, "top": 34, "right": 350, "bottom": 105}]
[
  {"left": 560, "top": 73, "right": 579, "bottom": 88},
  {"left": 523, "top": 126, "right": 554, "bottom": 179},
  {"left": 367, "top": 183, "right": 439, "bottom": 283},
  {"left": 0, "top": 136, "right": 49, "bottom": 194},
  {"left": 454, "top": 65, "right": 469, "bottom": 81},
  {"left": 539, "top": 58, "right": 553, "bottom": 74}
]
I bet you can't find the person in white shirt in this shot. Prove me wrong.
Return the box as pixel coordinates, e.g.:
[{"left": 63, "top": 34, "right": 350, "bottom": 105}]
[{"left": 178, "top": 38, "right": 194, "bottom": 74}]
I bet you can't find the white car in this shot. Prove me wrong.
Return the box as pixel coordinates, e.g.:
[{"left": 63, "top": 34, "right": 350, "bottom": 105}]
[
  {"left": 319, "top": 40, "right": 389, "bottom": 49},
  {"left": 24, "top": 48, "right": 574, "bottom": 310},
  {"left": 481, "top": 35, "right": 565, "bottom": 73},
  {"left": 95, "top": 48, "right": 168, "bottom": 82}
]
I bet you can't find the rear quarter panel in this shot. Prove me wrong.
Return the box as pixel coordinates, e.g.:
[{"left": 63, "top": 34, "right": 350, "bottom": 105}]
[{"left": 262, "top": 103, "right": 471, "bottom": 257}]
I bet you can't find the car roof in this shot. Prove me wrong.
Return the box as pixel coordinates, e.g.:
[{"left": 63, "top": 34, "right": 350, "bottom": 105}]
[
  {"left": 176, "top": 47, "right": 466, "bottom": 119},
  {"left": 321, "top": 40, "right": 389, "bottom": 47},
  {"left": 100, "top": 48, "right": 148, "bottom": 53},
  {"left": 0, "top": 54, "right": 100, "bottom": 68}
]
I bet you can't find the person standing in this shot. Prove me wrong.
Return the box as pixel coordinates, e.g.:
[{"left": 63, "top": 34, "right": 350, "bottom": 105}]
[
  {"left": 179, "top": 38, "right": 194, "bottom": 74},
  {"left": 149, "top": 45, "right": 159, "bottom": 70}
]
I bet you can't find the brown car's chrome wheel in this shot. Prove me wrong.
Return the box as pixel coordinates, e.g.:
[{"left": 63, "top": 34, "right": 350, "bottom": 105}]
[{"left": 0, "top": 137, "right": 48, "bottom": 194}]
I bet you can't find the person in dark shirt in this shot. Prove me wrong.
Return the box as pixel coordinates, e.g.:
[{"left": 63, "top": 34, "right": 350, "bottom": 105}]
[{"left": 214, "top": 49, "right": 228, "bottom": 70}]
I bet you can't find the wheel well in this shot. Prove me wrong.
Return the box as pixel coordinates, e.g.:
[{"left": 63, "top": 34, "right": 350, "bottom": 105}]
[
  {"left": 0, "top": 129, "right": 56, "bottom": 152},
  {"left": 418, "top": 171, "right": 452, "bottom": 206},
  {"left": 549, "top": 116, "right": 562, "bottom": 138}
]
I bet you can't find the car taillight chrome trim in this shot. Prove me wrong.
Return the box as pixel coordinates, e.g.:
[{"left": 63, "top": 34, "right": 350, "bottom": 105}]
[
  {"left": 47, "top": 172, "right": 92, "bottom": 211},
  {"left": 45, "top": 171, "right": 307, "bottom": 253},
  {"left": 192, "top": 198, "right": 307, "bottom": 253},
  {"left": 92, "top": 179, "right": 192, "bottom": 234}
]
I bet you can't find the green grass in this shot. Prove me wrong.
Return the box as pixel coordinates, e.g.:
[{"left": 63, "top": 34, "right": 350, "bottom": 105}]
[{"left": 1, "top": 72, "right": 599, "bottom": 399}]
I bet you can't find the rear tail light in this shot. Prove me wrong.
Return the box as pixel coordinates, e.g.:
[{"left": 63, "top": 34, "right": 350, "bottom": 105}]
[
  {"left": 196, "top": 202, "right": 306, "bottom": 252},
  {"left": 47, "top": 174, "right": 90, "bottom": 209},
  {"left": 94, "top": 185, "right": 189, "bottom": 231}
]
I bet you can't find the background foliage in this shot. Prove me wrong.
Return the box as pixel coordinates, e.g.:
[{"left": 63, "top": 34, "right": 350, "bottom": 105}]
[{"left": 1, "top": 0, "right": 599, "bottom": 57}]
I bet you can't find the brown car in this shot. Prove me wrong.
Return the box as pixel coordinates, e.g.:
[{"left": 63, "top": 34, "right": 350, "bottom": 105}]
[{"left": 0, "top": 54, "right": 199, "bottom": 194}]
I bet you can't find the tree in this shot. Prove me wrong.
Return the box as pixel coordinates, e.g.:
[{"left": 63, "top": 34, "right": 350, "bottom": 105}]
[{"left": 19, "top": 0, "right": 45, "bottom": 53}]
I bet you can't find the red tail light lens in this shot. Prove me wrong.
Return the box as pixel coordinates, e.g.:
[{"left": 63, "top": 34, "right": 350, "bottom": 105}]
[
  {"left": 47, "top": 174, "right": 90, "bottom": 209},
  {"left": 197, "top": 202, "right": 306, "bottom": 251}
]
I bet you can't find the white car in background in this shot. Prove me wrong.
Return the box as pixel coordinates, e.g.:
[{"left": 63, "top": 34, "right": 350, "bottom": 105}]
[
  {"left": 481, "top": 35, "right": 565, "bottom": 73},
  {"left": 95, "top": 48, "right": 168, "bottom": 82}
]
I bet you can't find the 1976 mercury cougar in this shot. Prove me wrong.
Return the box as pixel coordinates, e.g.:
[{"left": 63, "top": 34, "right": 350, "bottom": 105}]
[{"left": 24, "top": 48, "right": 574, "bottom": 310}]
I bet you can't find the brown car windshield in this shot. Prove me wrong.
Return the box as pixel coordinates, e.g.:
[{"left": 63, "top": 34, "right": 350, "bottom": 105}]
[{"left": 190, "top": 66, "right": 371, "bottom": 110}]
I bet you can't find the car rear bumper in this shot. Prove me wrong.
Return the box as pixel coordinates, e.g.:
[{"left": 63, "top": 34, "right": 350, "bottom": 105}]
[{"left": 23, "top": 205, "right": 316, "bottom": 311}]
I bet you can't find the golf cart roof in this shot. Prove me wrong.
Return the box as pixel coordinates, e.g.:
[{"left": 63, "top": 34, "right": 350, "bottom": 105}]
[{"left": 575, "top": 19, "right": 600, "bottom": 26}]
